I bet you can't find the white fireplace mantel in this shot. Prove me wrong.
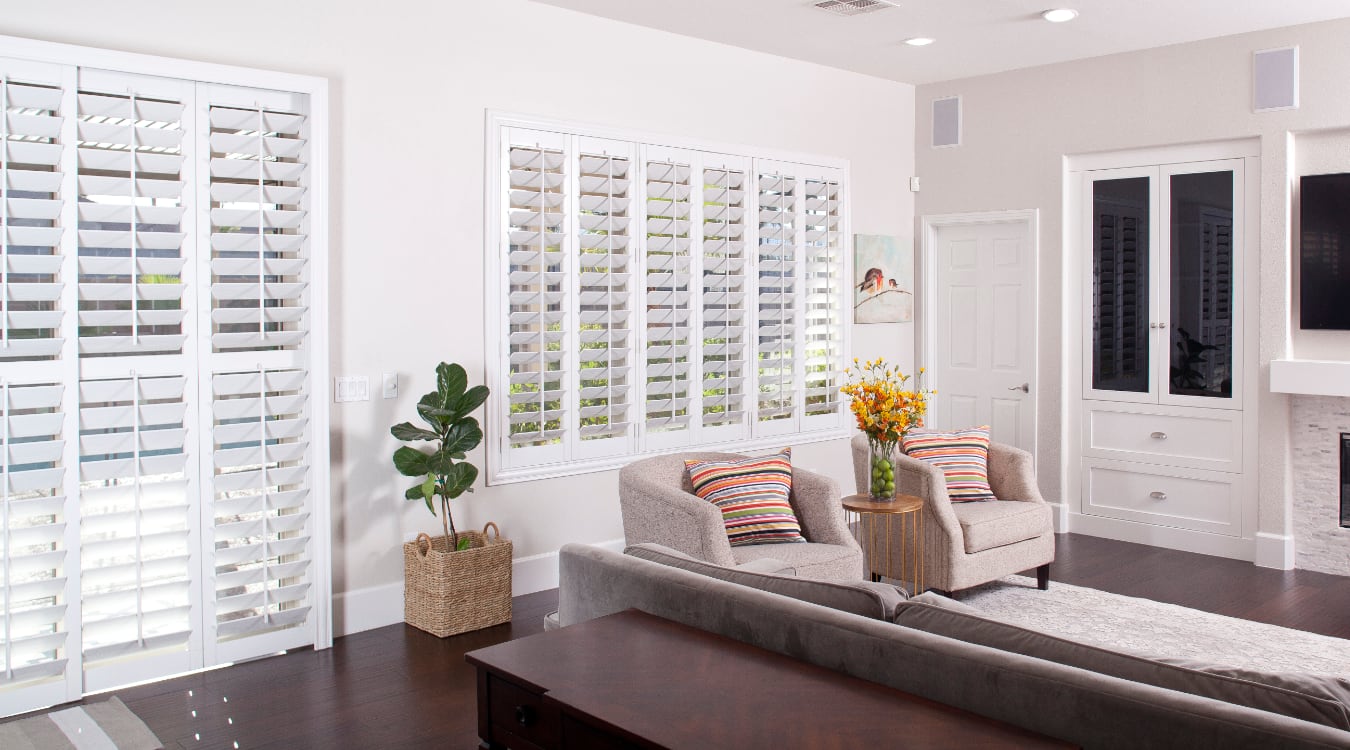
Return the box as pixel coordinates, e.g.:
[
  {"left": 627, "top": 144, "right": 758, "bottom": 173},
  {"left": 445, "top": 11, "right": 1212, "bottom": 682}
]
[{"left": 1270, "top": 359, "right": 1350, "bottom": 397}]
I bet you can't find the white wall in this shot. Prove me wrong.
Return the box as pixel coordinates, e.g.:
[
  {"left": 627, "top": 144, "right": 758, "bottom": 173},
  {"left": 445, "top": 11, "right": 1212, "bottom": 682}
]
[
  {"left": 6, "top": 0, "right": 916, "bottom": 632},
  {"left": 913, "top": 17, "right": 1350, "bottom": 550}
]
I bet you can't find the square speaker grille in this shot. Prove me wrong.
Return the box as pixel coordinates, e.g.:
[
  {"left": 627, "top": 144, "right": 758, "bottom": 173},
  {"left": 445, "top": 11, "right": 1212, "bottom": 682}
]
[{"left": 813, "top": 0, "right": 896, "bottom": 17}]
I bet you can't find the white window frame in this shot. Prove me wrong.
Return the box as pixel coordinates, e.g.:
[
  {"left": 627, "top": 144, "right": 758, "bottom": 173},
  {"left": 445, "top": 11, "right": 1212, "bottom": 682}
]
[{"left": 485, "top": 112, "right": 851, "bottom": 484}]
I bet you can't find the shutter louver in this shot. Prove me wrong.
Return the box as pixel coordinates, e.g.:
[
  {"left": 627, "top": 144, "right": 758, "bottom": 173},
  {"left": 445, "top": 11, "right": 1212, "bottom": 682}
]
[
  {"left": 575, "top": 145, "right": 633, "bottom": 444},
  {"left": 77, "top": 374, "right": 195, "bottom": 689},
  {"left": 76, "top": 85, "right": 190, "bottom": 357},
  {"left": 505, "top": 135, "right": 567, "bottom": 449},
  {"left": 2, "top": 73, "right": 68, "bottom": 362},
  {"left": 644, "top": 156, "right": 692, "bottom": 433},
  {"left": 701, "top": 163, "right": 748, "bottom": 430},
  {"left": 208, "top": 368, "right": 312, "bottom": 654},
  {"left": 1, "top": 381, "right": 73, "bottom": 709},
  {"left": 803, "top": 176, "right": 843, "bottom": 420},
  {"left": 756, "top": 170, "right": 797, "bottom": 423},
  {"left": 207, "top": 104, "right": 308, "bottom": 353}
]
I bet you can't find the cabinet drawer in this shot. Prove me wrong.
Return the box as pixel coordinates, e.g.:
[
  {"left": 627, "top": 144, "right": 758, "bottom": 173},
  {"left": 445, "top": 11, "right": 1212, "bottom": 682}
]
[
  {"left": 1082, "top": 459, "right": 1239, "bottom": 536},
  {"left": 487, "top": 673, "right": 560, "bottom": 749},
  {"left": 1083, "top": 404, "right": 1241, "bottom": 472}
]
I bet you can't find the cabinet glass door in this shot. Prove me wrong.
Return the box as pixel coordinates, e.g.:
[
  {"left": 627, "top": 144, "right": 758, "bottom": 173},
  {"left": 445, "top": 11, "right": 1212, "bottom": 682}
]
[
  {"left": 1090, "top": 175, "right": 1152, "bottom": 397},
  {"left": 1166, "top": 169, "right": 1234, "bottom": 400}
]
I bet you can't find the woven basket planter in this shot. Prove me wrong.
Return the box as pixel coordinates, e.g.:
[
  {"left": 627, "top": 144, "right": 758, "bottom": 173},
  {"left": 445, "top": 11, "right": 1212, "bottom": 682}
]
[{"left": 403, "top": 522, "right": 512, "bottom": 637}]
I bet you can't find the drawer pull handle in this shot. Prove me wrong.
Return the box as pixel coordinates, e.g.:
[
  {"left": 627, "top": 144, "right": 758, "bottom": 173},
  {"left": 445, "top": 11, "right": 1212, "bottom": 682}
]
[
  {"left": 515, "top": 705, "right": 536, "bottom": 727},
  {"left": 1149, "top": 491, "right": 1167, "bottom": 500},
  {"left": 1150, "top": 431, "right": 1168, "bottom": 440}
]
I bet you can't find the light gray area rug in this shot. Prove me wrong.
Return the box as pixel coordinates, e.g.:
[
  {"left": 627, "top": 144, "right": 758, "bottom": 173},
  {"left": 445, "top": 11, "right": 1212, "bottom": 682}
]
[
  {"left": 959, "top": 576, "right": 1350, "bottom": 676},
  {"left": 0, "top": 697, "right": 162, "bottom": 750}
]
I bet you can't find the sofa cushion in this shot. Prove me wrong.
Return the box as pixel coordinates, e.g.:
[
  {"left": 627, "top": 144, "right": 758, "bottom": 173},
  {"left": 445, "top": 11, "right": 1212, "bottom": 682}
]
[
  {"left": 625, "top": 543, "right": 906, "bottom": 620},
  {"left": 953, "top": 500, "right": 1052, "bottom": 553},
  {"left": 902, "top": 426, "right": 997, "bottom": 502},
  {"left": 684, "top": 449, "right": 806, "bottom": 546},
  {"left": 892, "top": 596, "right": 1350, "bottom": 731}
]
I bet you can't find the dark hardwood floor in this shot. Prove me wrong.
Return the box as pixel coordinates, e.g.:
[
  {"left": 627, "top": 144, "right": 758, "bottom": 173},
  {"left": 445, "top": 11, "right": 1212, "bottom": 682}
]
[{"left": 12, "top": 533, "right": 1350, "bottom": 749}]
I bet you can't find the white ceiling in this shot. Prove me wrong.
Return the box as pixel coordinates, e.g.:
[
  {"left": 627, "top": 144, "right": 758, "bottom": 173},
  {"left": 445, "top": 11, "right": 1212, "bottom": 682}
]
[{"left": 531, "top": 0, "right": 1350, "bottom": 84}]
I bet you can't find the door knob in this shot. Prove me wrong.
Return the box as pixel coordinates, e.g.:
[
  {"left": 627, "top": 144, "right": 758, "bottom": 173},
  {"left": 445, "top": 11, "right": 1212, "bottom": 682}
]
[
  {"left": 1007, "top": 383, "right": 1029, "bottom": 393},
  {"left": 1149, "top": 491, "right": 1167, "bottom": 500}
]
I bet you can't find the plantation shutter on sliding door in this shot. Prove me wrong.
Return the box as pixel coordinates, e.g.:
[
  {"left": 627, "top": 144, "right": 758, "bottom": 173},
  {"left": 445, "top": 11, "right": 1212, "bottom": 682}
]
[
  {"left": 699, "top": 157, "right": 750, "bottom": 441},
  {"left": 801, "top": 172, "right": 844, "bottom": 429},
  {"left": 754, "top": 164, "right": 799, "bottom": 433},
  {"left": 200, "top": 85, "right": 317, "bottom": 663},
  {"left": 643, "top": 146, "right": 693, "bottom": 448}
]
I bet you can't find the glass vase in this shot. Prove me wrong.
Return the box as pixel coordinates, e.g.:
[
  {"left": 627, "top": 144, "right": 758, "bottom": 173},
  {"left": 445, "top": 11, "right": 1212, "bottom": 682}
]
[{"left": 867, "top": 440, "right": 900, "bottom": 501}]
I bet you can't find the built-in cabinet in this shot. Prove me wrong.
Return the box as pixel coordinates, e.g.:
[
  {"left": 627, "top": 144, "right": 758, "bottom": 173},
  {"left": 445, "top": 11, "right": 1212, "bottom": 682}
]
[{"left": 1072, "top": 151, "right": 1256, "bottom": 554}]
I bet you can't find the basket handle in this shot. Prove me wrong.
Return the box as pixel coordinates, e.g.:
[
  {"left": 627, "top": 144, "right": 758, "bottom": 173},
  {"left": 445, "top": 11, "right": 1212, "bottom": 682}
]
[
  {"left": 483, "top": 521, "right": 501, "bottom": 541},
  {"left": 415, "top": 532, "right": 433, "bottom": 559}
]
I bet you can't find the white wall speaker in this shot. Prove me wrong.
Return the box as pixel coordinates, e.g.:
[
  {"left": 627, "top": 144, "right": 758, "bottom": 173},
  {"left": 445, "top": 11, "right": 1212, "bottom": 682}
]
[
  {"left": 932, "top": 96, "right": 961, "bottom": 148},
  {"left": 1254, "top": 46, "right": 1299, "bottom": 112}
]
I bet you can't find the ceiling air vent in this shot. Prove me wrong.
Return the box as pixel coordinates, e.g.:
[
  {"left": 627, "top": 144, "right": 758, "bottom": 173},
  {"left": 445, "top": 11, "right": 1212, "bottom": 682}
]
[{"left": 812, "top": 0, "right": 897, "bottom": 17}]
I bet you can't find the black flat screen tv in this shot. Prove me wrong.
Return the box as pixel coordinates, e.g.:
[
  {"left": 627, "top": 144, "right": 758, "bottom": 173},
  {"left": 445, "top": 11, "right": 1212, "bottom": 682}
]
[{"left": 1301, "top": 173, "right": 1350, "bottom": 330}]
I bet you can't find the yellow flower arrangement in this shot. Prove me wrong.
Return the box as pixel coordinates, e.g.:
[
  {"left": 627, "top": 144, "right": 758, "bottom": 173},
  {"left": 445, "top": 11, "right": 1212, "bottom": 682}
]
[{"left": 840, "top": 358, "right": 935, "bottom": 499}]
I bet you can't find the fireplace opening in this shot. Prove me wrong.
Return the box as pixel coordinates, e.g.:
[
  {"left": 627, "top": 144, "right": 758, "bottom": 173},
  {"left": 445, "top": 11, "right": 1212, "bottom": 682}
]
[{"left": 1342, "top": 433, "right": 1350, "bottom": 528}]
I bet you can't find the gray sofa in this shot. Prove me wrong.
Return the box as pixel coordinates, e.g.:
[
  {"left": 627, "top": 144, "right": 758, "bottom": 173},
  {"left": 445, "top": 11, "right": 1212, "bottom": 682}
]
[{"left": 555, "top": 543, "right": 1350, "bottom": 749}]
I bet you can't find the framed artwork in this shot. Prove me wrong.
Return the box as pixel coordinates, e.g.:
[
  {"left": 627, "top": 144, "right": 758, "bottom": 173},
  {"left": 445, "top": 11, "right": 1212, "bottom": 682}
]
[{"left": 854, "top": 234, "right": 913, "bottom": 323}]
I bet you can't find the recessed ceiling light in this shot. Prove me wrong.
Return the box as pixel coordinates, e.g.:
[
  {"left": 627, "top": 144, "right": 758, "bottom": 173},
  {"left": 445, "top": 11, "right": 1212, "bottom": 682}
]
[
  {"left": 904, "top": 37, "right": 935, "bottom": 47},
  {"left": 1041, "top": 8, "right": 1078, "bottom": 23}
]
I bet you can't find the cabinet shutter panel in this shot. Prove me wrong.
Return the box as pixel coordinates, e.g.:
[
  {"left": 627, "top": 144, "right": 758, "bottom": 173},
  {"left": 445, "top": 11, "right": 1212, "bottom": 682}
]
[
  {"left": 504, "top": 129, "right": 567, "bottom": 454},
  {"left": 802, "top": 175, "right": 843, "bottom": 422},
  {"left": 1, "top": 62, "right": 69, "bottom": 362},
  {"left": 700, "top": 160, "right": 749, "bottom": 434},
  {"left": 0, "top": 381, "right": 75, "bottom": 715},
  {"left": 575, "top": 140, "right": 634, "bottom": 451},
  {"left": 755, "top": 169, "right": 798, "bottom": 426},
  {"left": 643, "top": 152, "right": 692, "bottom": 435},
  {"left": 75, "top": 74, "right": 191, "bottom": 357}
]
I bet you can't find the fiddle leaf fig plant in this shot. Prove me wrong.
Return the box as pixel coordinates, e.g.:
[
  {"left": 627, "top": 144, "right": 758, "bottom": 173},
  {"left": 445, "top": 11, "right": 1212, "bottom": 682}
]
[{"left": 391, "top": 362, "right": 489, "bottom": 551}]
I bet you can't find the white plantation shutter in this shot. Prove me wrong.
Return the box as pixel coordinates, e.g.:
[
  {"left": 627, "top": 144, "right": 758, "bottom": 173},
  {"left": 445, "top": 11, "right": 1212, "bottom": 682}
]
[
  {"left": 801, "top": 173, "right": 845, "bottom": 427},
  {"left": 200, "top": 85, "right": 317, "bottom": 662},
  {"left": 700, "top": 158, "right": 750, "bottom": 439},
  {"left": 0, "top": 38, "right": 328, "bottom": 719},
  {"left": 643, "top": 147, "right": 693, "bottom": 445},
  {"left": 503, "top": 129, "right": 567, "bottom": 465},
  {"left": 488, "top": 116, "right": 847, "bottom": 481},
  {"left": 754, "top": 166, "right": 799, "bottom": 431}
]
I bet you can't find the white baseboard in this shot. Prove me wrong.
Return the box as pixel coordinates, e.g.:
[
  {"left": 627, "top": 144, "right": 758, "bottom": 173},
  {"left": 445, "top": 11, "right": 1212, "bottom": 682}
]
[
  {"left": 1067, "top": 513, "right": 1256, "bottom": 562},
  {"left": 1254, "top": 532, "right": 1296, "bottom": 570},
  {"left": 333, "top": 537, "right": 627, "bottom": 638},
  {"left": 1047, "top": 502, "right": 1070, "bottom": 533}
]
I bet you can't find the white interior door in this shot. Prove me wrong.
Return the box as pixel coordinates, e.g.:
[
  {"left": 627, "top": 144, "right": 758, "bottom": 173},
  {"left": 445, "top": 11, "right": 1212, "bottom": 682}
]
[{"left": 924, "top": 213, "right": 1037, "bottom": 453}]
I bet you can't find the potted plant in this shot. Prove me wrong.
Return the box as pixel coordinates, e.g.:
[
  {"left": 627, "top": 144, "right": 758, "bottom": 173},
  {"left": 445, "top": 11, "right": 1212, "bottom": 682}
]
[{"left": 391, "top": 361, "right": 512, "bottom": 637}]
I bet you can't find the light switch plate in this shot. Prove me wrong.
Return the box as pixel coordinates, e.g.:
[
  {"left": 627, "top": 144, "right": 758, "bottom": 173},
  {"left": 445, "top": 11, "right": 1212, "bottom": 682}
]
[
  {"left": 334, "top": 376, "right": 369, "bottom": 402},
  {"left": 382, "top": 372, "right": 398, "bottom": 399}
]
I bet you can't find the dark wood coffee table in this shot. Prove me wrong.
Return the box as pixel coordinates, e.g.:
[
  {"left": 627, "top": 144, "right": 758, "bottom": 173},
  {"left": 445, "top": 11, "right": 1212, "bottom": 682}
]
[{"left": 465, "top": 609, "right": 1075, "bottom": 749}]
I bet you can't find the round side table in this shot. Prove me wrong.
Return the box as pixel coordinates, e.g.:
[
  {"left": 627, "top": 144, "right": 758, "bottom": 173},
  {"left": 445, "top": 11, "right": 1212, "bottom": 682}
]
[{"left": 841, "top": 493, "right": 924, "bottom": 593}]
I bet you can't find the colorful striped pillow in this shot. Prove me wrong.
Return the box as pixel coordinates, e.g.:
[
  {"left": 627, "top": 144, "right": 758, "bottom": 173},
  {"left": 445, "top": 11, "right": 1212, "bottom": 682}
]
[
  {"left": 902, "top": 426, "right": 997, "bottom": 502},
  {"left": 684, "top": 449, "right": 806, "bottom": 547}
]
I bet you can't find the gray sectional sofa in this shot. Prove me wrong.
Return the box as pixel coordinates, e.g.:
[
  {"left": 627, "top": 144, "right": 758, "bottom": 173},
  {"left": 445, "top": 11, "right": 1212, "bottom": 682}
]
[{"left": 554, "top": 543, "right": 1350, "bottom": 749}]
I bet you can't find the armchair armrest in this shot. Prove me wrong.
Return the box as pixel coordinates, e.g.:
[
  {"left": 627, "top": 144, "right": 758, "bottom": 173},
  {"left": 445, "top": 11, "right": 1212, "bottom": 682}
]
[
  {"left": 618, "top": 469, "right": 736, "bottom": 566},
  {"left": 988, "top": 442, "right": 1045, "bottom": 504},
  {"left": 790, "top": 467, "right": 859, "bottom": 550}
]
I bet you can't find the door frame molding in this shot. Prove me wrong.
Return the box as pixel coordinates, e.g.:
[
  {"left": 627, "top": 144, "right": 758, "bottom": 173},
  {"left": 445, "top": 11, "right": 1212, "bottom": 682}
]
[{"left": 919, "top": 209, "right": 1040, "bottom": 459}]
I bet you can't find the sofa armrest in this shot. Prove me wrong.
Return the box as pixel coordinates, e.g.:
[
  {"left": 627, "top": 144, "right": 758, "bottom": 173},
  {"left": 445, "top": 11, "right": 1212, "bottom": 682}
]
[
  {"left": 791, "top": 467, "right": 859, "bottom": 550},
  {"left": 618, "top": 470, "right": 736, "bottom": 566},
  {"left": 988, "top": 442, "right": 1045, "bottom": 504}
]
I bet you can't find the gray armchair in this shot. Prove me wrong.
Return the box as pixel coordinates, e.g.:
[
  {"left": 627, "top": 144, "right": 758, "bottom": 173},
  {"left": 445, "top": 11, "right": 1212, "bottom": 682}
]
[
  {"left": 618, "top": 452, "right": 863, "bottom": 581},
  {"left": 850, "top": 434, "right": 1054, "bottom": 594}
]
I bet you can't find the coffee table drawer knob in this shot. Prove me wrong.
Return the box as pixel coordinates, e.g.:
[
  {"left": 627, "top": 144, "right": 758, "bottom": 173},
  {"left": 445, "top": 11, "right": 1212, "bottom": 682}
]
[{"left": 516, "top": 704, "right": 536, "bottom": 726}]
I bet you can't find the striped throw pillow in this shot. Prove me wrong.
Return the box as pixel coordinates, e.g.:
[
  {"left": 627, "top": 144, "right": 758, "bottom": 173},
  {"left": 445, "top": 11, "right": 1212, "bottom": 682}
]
[
  {"left": 902, "top": 426, "right": 997, "bottom": 502},
  {"left": 684, "top": 449, "right": 806, "bottom": 547}
]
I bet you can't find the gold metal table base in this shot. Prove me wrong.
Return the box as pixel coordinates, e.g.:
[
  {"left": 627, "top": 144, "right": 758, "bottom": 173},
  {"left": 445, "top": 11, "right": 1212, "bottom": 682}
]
[{"left": 841, "top": 493, "right": 924, "bottom": 595}]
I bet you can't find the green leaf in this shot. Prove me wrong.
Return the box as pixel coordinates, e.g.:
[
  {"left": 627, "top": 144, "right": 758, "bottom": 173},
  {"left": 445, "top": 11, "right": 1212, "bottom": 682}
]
[
  {"left": 426, "top": 449, "right": 456, "bottom": 477},
  {"left": 421, "top": 474, "right": 437, "bottom": 500},
  {"left": 391, "top": 422, "right": 438, "bottom": 442},
  {"left": 442, "top": 418, "right": 483, "bottom": 456},
  {"left": 442, "top": 462, "right": 479, "bottom": 499},
  {"left": 436, "top": 362, "right": 468, "bottom": 406},
  {"left": 404, "top": 483, "right": 435, "bottom": 514},
  {"left": 392, "top": 446, "right": 430, "bottom": 477},
  {"left": 416, "top": 392, "right": 447, "bottom": 430},
  {"left": 450, "top": 384, "right": 489, "bottom": 421},
  {"left": 455, "top": 536, "right": 472, "bottom": 551}
]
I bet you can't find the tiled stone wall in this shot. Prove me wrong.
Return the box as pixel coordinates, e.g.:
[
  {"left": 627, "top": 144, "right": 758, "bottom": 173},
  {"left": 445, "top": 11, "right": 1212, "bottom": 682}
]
[{"left": 1291, "top": 396, "right": 1350, "bottom": 576}]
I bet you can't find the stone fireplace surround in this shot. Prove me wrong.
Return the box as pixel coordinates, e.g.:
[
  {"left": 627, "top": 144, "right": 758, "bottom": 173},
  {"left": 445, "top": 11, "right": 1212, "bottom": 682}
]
[{"left": 1290, "top": 395, "right": 1350, "bottom": 576}]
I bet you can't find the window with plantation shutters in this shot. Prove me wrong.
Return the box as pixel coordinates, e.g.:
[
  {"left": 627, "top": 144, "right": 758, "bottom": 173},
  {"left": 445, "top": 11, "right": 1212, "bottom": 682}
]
[
  {"left": 0, "top": 38, "right": 328, "bottom": 720},
  {"left": 488, "top": 115, "right": 849, "bottom": 483}
]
